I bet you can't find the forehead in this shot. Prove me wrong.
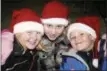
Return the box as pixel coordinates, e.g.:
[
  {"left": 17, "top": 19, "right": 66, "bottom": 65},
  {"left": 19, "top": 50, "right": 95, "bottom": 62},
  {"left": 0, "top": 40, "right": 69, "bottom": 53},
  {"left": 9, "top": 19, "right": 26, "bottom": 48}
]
[
  {"left": 16, "top": 31, "right": 38, "bottom": 34},
  {"left": 44, "top": 24, "right": 64, "bottom": 27},
  {"left": 70, "top": 30, "right": 90, "bottom": 35}
]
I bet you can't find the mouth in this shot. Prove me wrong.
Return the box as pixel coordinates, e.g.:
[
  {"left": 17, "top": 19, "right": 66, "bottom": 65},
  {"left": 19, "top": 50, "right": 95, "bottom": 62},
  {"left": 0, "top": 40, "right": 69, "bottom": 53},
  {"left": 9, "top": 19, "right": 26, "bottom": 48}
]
[
  {"left": 49, "top": 35, "right": 56, "bottom": 38},
  {"left": 28, "top": 41, "right": 36, "bottom": 45},
  {"left": 76, "top": 42, "right": 82, "bottom": 45}
]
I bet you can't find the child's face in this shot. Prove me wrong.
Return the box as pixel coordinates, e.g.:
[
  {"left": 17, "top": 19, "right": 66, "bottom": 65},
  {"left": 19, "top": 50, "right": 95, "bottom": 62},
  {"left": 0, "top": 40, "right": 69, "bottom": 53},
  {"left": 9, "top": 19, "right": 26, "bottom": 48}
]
[
  {"left": 44, "top": 24, "right": 65, "bottom": 41},
  {"left": 16, "top": 31, "right": 42, "bottom": 50},
  {"left": 69, "top": 30, "right": 95, "bottom": 51}
]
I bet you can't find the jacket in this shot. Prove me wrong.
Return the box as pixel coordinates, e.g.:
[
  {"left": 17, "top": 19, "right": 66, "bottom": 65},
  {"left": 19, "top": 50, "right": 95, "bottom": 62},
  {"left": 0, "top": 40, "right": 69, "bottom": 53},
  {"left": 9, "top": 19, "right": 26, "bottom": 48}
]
[
  {"left": 60, "top": 48, "right": 99, "bottom": 71},
  {"left": 37, "top": 35, "right": 70, "bottom": 71},
  {"left": 1, "top": 38, "right": 38, "bottom": 71}
]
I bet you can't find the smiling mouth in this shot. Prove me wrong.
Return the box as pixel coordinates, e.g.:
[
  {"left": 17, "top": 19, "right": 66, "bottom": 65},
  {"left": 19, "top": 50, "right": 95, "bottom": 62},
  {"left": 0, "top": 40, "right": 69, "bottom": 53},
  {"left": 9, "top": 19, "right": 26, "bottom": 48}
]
[
  {"left": 76, "top": 42, "right": 82, "bottom": 45},
  {"left": 50, "top": 37, "right": 55, "bottom": 38},
  {"left": 49, "top": 36, "right": 56, "bottom": 38},
  {"left": 28, "top": 41, "right": 36, "bottom": 45}
]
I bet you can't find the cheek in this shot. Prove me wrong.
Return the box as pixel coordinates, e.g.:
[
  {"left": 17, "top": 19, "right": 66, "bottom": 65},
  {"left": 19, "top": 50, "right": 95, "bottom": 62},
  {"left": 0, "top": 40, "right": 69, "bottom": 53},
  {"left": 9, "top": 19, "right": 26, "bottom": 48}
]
[
  {"left": 56, "top": 29, "right": 64, "bottom": 34},
  {"left": 37, "top": 34, "right": 42, "bottom": 41},
  {"left": 44, "top": 28, "right": 51, "bottom": 34},
  {"left": 37, "top": 35, "right": 41, "bottom": 41},
  {"left": 85, "top": 39, "right": 93, "bottom": 47},
  {"left": 22, "top": 36, "right": 29, "bottom": 41},
  {"left": 44, "top": 26, "right": 50, "bottom": 31},
  {"left": 19, "top": 35, "right": 30, "bottom": 44},
  {"left": 57, "top": 31, "right": 61, "bottom": 34},
  {"left": 70, "top": 41, "right": 76, "bottom": 48},
  {"left": 79, "top": 38, "right": 93, "bottom": 50},
  {"left": 83, "top": 37, "right": 92, "bottom": 44},
  {"left": 70, "top": 38, "right": 91, "bottom": 50}
]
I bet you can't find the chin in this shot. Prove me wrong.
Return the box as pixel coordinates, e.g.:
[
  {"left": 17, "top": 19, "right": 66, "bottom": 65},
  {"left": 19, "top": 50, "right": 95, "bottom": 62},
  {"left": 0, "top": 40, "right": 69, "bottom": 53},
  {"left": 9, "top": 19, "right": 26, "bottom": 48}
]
[
  {"left": 28, "top": 47, "right": 35, "bottom": 50},
  {"left": 48, "top": 37, "right": 56, "bottom": 41},
  {"left": 27, "top": 45, "right": 36, "bottom": 50},
  {"left": 76, "top": 48, "right": 84, "bottom": 51},
  {"left": 78, "top": 48, "right": 88, "bottom": 51}
]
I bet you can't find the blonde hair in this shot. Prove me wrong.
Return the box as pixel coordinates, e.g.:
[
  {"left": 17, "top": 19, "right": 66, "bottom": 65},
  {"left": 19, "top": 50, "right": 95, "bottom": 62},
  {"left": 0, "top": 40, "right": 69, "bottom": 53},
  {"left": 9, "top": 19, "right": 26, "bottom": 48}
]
[{"left": 15, "top": 33, "right": 27, "bottom": 50}]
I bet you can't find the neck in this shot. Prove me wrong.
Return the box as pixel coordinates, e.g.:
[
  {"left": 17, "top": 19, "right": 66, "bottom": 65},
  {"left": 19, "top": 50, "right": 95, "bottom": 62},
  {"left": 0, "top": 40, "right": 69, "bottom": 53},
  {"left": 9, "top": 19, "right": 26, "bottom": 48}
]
[{"left": 84, "top": 44, "right": 94, "bottom": 52}]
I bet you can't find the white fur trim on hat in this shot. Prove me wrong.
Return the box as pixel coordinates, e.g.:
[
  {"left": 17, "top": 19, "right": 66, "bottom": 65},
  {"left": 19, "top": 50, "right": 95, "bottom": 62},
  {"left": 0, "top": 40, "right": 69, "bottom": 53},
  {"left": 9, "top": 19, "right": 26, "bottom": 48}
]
[
  {"left": 92, "top": 59, "right": 98, "bottom": 68},
  {"left": 13, "top": 21, "right": 44, "bottom": 35},
  {"left": 67, "top": 23, "right": 97, "bottom": 40},
  {"left": 41, "top": 18, "right": 68, "bottom": 26}
]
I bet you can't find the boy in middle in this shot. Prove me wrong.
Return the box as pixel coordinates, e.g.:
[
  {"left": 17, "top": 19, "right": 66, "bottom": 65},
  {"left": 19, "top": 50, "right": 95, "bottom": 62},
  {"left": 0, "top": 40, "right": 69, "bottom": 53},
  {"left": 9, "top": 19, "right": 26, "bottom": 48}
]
[{"left": 37, "top": 0, "right": 70, "bottom": 71}]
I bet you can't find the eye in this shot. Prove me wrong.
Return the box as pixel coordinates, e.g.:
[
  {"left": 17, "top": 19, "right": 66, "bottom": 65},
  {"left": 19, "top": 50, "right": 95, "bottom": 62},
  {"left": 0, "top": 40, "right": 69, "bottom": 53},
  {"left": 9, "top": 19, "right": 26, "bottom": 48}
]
[
  {"left": 80, "top": 33, "right": 85, "bottom": 36},
  {"left": 27, "top": 31, "right": 32, "bottom": 34},
  {"left": 47, "top": 24, "right": 52, "bottom": 27},
  {"left": 70, "top": 36, "right": 76, "bottom": 40},
  {"left": 56, "top": 25, "right": 63, "bottom": 28},
  {"left": 36, "top": 31, "right": 41, "bottom": 35}
]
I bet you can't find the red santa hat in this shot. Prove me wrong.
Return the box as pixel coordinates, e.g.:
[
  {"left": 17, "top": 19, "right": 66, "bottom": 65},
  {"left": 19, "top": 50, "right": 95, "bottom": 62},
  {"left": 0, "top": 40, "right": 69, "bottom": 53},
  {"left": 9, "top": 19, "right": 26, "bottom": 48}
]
[
  {"left": 67, "top": 16, "right": 101, "bottom": 68},
  {"left": 9, "top": 8, "right": 44, "bottom": 35},
  {"left": 41, "top": 0, "right": 69, "bottom": 26}
]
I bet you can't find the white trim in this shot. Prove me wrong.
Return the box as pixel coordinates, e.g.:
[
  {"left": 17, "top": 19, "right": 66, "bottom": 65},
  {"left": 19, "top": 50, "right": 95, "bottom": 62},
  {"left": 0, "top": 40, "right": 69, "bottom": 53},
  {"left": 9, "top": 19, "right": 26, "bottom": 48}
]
[
  {"left": 41, "top": 18, "right": 68, "bottom": 26},
  {"left": 13, "top": 21, "right": 44, "bottom": 35},
  {"left": 67, "top": 23, "right": 96, "bottom": 40}
]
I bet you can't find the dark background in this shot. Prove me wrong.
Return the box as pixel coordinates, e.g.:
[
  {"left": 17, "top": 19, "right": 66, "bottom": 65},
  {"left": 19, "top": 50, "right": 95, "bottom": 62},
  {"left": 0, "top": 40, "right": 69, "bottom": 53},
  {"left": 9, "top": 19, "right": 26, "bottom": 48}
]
[{"left": 1, "top": 0, "right": 107, "bottom": 35}]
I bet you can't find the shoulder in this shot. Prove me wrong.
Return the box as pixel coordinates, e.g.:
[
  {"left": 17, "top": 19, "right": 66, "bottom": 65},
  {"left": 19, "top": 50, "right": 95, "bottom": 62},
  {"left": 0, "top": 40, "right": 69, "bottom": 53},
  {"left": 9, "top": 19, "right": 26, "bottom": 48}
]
[{"left": 62, "top": 48, "right": 90, "bottom": 70}]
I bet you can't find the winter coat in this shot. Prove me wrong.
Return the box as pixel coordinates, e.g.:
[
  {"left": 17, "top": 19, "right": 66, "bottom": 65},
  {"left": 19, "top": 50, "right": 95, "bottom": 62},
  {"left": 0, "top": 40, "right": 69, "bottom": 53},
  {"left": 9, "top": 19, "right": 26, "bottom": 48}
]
[
  {"left": 60, "top": 48, "right": 99, "bottom": 71},
  {"left": 1, "top": 38, "right": 38, "bottom": 71},
  {"left": 36, "top": 35, "right": 70, "bottom": 71}
]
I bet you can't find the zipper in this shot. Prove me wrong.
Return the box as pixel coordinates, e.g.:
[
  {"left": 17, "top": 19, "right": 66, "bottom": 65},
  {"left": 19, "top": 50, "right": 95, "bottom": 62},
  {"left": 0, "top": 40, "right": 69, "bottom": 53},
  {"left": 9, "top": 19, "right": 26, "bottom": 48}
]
[{"left": 6, "top": 60, "right": 27, "bottom": 71}]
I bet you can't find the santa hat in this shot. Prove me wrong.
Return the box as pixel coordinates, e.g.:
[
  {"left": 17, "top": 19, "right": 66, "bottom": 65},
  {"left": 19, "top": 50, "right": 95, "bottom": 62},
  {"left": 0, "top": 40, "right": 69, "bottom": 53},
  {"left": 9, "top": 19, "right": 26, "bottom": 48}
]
[
  {"left": 41, "top": 0, "right": 69, "bottom": 26},
  {"left": 9, "top": 8, "right": 44, "bottom": 35},
  {"left": 67, "top": 16, "right": 100, "bottom": 68}
]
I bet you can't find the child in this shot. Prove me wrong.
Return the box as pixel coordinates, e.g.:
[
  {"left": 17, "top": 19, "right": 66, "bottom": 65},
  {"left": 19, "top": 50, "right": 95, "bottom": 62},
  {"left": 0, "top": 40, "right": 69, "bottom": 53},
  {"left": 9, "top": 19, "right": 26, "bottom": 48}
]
[
  {"left": 60, "top": 16, "right": 101, "bottom": 71},
  {"left": 36, "top": 0, "right": 70, "bottom": 71},
  {"left": 1, "top": 8, "right": 44, "bottom": 71}
]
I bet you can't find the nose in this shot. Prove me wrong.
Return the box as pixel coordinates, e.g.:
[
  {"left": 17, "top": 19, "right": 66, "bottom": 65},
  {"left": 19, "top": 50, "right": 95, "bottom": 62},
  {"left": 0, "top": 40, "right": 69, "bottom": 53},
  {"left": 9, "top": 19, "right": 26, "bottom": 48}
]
[
  {"left": 51, "top": 28, "right": 56, "bottom": 35},
  {"left": 30, "top": 33, "right": 37, "bottom": 41},
  {"left": 75, "top": 35, "right": 81, "bottom": 42}
]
